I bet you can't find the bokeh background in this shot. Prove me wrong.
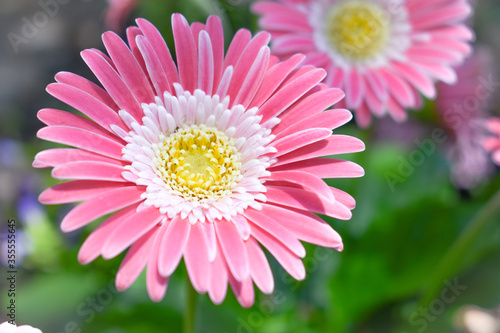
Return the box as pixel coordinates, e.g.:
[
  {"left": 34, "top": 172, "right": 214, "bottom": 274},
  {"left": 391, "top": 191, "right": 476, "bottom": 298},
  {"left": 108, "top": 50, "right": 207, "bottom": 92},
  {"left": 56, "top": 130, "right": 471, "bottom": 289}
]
[{"left": 1, "top": 0, "right": 500, "bottom": 332}]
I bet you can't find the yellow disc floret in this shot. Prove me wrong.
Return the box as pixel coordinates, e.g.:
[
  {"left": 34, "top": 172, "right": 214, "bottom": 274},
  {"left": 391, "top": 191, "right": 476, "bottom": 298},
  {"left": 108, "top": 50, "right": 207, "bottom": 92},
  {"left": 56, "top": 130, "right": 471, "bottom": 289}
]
[
  {"left": 327, "top": 1, "right": 390, "bottom": 61},
  {"left": 154, "top": 124, "right": 242, "bottom": 201}
]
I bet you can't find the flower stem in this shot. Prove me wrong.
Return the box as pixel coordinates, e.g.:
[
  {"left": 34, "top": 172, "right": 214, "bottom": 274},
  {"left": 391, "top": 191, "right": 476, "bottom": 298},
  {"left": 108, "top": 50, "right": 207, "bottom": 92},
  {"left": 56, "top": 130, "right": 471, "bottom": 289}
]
[
  {"left": 184, "top": 281, "right": 198, "bottom": 333},
  {"left": 420, "top": 188, "right": 500, "bottom": 307}
]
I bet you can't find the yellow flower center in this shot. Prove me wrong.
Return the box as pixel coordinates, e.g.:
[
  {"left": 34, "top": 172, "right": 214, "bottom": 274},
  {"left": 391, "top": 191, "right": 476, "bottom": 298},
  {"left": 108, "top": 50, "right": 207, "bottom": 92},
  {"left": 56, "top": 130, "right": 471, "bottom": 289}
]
[
  {"left": 155, "top": 124, "right": 242, "bottom": 201},
  {"left": 327, "top": 1, "right": 390, "bottom": 61}
]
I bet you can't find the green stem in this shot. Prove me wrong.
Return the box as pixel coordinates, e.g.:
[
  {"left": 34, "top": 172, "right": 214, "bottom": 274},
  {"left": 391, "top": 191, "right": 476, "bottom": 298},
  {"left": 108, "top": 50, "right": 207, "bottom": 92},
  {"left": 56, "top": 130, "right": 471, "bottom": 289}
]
[
  {"left": 183, "top": 282, "right": 198, "bottom": 333},
  {"left": 419, "top": 188, "right": 500, "bottom": 307}
]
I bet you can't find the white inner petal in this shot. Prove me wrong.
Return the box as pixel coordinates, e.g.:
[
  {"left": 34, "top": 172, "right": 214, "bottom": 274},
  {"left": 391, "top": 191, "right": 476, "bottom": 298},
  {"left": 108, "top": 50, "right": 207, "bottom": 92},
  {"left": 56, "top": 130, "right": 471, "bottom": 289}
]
[{"left": 117, "top": 84, "right": 277, "bottom": 224}]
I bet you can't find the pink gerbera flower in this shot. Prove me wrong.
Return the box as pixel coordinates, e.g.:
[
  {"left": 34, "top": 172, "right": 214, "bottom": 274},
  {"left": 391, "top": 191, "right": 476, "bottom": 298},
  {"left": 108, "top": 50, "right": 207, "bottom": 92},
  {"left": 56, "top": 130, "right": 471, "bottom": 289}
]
[
  {"left": 33, "top": 14, "right": 365, "bottom": 306},
  {"left": 484, "top": 118, "right": 500, "bottom": 166},
  {"left": 253, "top": 0, "right": 474, "bottom": 127},
  {"left": 436, "top": 48, "right": 494, "bottom": 189}
]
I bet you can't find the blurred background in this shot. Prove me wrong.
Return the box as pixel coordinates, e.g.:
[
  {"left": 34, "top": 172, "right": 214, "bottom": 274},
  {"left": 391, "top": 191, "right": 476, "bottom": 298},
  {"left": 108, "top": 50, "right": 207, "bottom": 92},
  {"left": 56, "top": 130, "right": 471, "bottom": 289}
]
[{"left": 1, "top": 0, "right": 500, "bottom": 332}]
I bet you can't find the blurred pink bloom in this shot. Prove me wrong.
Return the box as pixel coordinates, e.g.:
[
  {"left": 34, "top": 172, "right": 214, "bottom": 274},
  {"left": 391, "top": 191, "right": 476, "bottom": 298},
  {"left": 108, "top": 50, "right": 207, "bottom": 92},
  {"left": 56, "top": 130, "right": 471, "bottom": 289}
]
[
  {"left": 0, "top": 322, "right": 42, "bottom": 333},
  {"left": 105, "top": 0, "right": 141, "bottom": 31},
  {"left": 253, "top": 0, "right": 474, "bottom": 127},
  {"left": 437, "top": 48, "right": 495, "bottom": 189},
  {"left": 34, "top": 14, "right": 365, "bottom": 307},
  {"left": 484, "top": 118, "right": 500, "bottom": 166}
]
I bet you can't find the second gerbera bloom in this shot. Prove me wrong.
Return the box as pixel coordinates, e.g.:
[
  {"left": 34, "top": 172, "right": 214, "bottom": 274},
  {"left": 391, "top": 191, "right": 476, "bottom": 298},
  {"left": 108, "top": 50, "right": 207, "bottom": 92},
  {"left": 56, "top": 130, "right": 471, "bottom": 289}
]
[{"left": 253, "top": 0, "right": 474, "bottom": 127}]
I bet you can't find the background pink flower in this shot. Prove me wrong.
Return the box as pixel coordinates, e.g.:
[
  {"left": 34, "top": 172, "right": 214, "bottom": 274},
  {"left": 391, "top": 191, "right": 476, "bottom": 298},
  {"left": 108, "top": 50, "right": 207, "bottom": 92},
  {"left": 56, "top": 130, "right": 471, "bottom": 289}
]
[
  {"left": 253, "top": 0, "right": 474, "bottom": 127},
  {"left": 437, "top": 47, "right": 495, "bottom": 189},
  {"left": 483, "top": 118, "right": 500, "bottom": 165},
  {"left": 34, "top": 14, "right": 364, "bottom": 307},
  {"left": 105, "top": 0, "right": 141, "bottom": 31}
]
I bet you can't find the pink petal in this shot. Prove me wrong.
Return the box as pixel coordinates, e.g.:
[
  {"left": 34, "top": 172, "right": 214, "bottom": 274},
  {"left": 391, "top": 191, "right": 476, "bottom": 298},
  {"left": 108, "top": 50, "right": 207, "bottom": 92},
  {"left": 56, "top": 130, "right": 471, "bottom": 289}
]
[
  {"left": 37, "top": 126, "right": 124, "bottom": 160},
  {"left": 202, "top": 222, "right": 217, "bottom": 262},
  {"left": 208, "top": 241, "right": 229, "bottom": 304},
  {"left": 249, "top": 53, "right": 305, "bottom": 109},
  {"left": 416, "top": 62, "right": 457, "bottom": 84},
  {"left": 101, "top": 205, "right": 163, "bottom": 259},
  {"left": 136, "top": 35, "right": 172, "bottom": 96},
  {"left": 232, "top": 46, "right": 270, "bottom": 108},
  {"left": 39, "top": 180, "right": 129, "bottom": 204},
  {"left": 158, "top": 216, "right": 191, "bottom": 276},
  {"left": 274, "top": 109, "right": 352, "bottom": 140},
  {"left": 268, "top": 170, "right": 334, "bottom": 202},
  {"left": 245, "top": 237, "right": 274, "bottom": 294},
  {"left": 228, "top": 274, "right": 255, "bottom": 308},
  {"left": 60, "top": 186, "right": 144, "bottom": 232},
  {"left": 55, "top": 71, "right": 118, "bottom": 109},
  {"left": 409, "top": 45, "right": 463, "bottom": 66},
  {"left": 136, "top": 18, "right": 180, "bottom": 85},
  {"left": 429, "top": 25, "right": 475, "bottom": 41},
  {"left": 38, "top": 108, "right": 121, "bottom": 143},
  {"left": 345, "top": 68, "right": 365, "bottom": 109},
  {"left": 272, "top": 34, "right": 316, "bottom": 55},
  {"left": 387, "top": 96, "right": 408, "bottom": 123},
  {"left": 269, "top": 158, "right": 364, "bottom": 179},
  {"left": 51, "top": 161, "right": 127, "bottom": 182},
  {"left": 226, "top": 31, "right": 271, "bottom": 107},
  {"left": 172, "top": 13, "right": 198, "bottom": 93},
  {"left": 197, "top": 30, "right": 215, "bottom": 94},
  {"left": 260, "top": 203, "right": 343, "bottom": 249},
  {"left": 215, "top": 220, "right": 250, "bottom": 282},
  {"left": 486, "top": 118, "right": 500, "bottom": 134},
  {"left": 147, "top": 224, "right": 169, "bottom": 302},
  {"left": 364, "top": 83, "right": 386, "bottom": 116},
  {"left": 116, "top": 227, "right": 157, "bottom": 291},
  {"left": 126, "top": 26, "right": 149, "bottom": 80},
  {"left": 81, "top": 49, "right": 144, "bottom": 121},
  {"left": 364, "top": 70, "right": 388, "bottom": 101},
  {"left": 33, "top": 148, "right": 122, "bottom": 168},
  {"left": 330, "top": 187, "right": 356, "bottom": 210},
  {"left": 258, "top": 11, "right": 312, "bottom": 33},
  {"left": 243, "top": 209, "right": 306, "bottom": 258},
  {"left": 46, "top": 83, "right": 126, "bottom": 132},
  {"left": 273, "top": 88, "right": 344, "bottom": 134},
  {"left": 258, "top": 68, "right": 326, "bottom": 123},
  {"left": 223, "top": 29, "right": 252, "bottom": 71},
  {"left": 411, "top": 4, "right": 471, "bottom": 30},
  {"left": 482, "top": 137, "right": 500, "bottom": 152},
  {"left": 184, "top": 222, "right": 210, "bottom": 292},
  {"left": 273, "top": 135, "right": 365, "bottom": 167},
  {"left": 272, "top": 128, "right": 332, "bottom": 158},
  {"left": 206, "top": 16, "right": 224, "bottom": 94},
  {"left": 190, "top": 22, "right": 205, "bottom": 45},
  {"left": 77, "top": 203, "right": 141, "bottom": 264},
  {"left": 233, "top": 214, "right": 251, "bottom": 241},
  {"left": 102, "top": 31, "right": 155, "bottom": 104},
  {"left": 381, "top": 69, "right": 415, "bottom": 108},
  {"left": 265, "top": 185, "right": 352, "bottom": 220},
  {"left": 251, "top": 224, "right": 305, "bottom": 281},
  {"left": 354, "top": 103, "right": 372, "bottom": 128}
]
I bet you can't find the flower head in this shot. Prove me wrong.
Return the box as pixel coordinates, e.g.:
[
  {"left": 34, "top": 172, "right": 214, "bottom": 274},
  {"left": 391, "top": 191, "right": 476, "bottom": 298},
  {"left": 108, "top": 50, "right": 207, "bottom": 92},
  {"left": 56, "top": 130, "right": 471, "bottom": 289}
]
[
  {"left": 253, "top": 0, "right": 474, "bottom": 127},
  {"left": 436, "top": 47, "right": 495, "bottom": 189},
  {"left": 34, "top": 14, "right": 364, "bottom": 307}
]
